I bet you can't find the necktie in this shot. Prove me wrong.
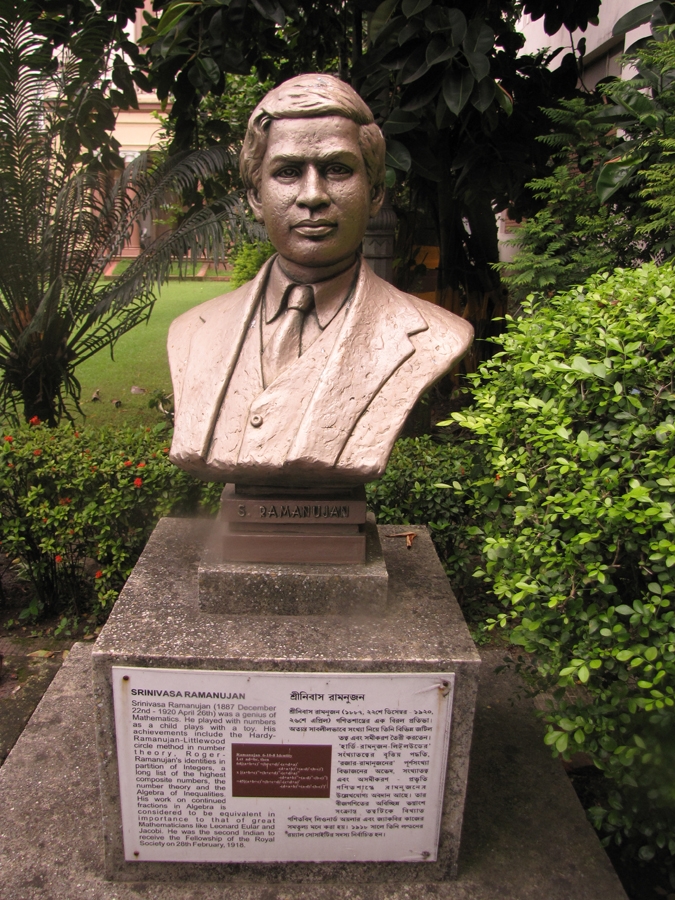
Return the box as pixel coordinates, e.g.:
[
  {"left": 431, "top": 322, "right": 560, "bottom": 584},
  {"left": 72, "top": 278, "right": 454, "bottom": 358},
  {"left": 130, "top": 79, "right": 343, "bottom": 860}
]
[{"left": 262, "top": 283, "right": 315, "bottom": 387}]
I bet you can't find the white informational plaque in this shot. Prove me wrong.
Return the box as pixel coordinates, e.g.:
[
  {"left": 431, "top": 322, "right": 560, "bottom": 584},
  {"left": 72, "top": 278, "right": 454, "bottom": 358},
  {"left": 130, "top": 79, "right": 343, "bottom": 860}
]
[{"left": 112, "top": 668, "right": 455, "bottom": 864}]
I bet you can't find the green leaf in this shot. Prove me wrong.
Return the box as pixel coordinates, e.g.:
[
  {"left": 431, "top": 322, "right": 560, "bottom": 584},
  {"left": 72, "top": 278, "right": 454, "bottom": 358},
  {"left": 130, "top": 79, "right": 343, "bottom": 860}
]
[
  {"left": 596, "top": 157, "right": 646, "bottom": 203},
  {"left": 463, "top": 20, "right": 494, "bottom": 54},
  {"left": 612, "top": 0, "right": 661, "bottom": 36},
  {"left": 385, "top": 139, "right": 412, "bottom": 171},
  {"left": 426, "top": 35, "right": 458, "bottom": 66},
  {"left": 465, "top": 51, "right": 490, "bottom": 82},
  {"left": 402, "top": 0, "right": 432, "bottom": 17},
  {"left": 615, "top": 605, "right": 635, "bottom": 616},
  {"left": 156, "top": 2, "right": 197, "bottom": 36},
  {"left": 382, "top": 109, "right": 420, "bottom": 133},
  {"left": 571, "top": 355, "right": 592, "bottom": 375},
  {"left": 495, "top": 83, "right": 512, "bottom": 115},
  {"left": 442, "top": 69, "right": 474, "bottom": 116},
  {"left": 577, "top": 665, "right": 590, "bottom": 683},
  {"left": 370, "top": 0, "right": 399, "bottom": 42},
  {"left": 471, "top": 78, "right": 495, "bottom": 112}
]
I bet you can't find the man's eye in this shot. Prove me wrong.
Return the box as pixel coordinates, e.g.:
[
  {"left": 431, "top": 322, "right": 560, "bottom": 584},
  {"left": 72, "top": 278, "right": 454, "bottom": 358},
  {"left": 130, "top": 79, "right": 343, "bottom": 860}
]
[
  {"left": 275, "top": 167, "right": 299, "bottom": 178},
  {"left": 326, "top": 164, "right": 351, "bottom": 176}
]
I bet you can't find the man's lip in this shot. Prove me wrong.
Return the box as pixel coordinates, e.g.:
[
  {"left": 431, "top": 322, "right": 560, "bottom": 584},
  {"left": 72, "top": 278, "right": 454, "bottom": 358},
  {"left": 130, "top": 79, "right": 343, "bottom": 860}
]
[{"left": 292, "top": 222, "right": 337, "bottom": 237}]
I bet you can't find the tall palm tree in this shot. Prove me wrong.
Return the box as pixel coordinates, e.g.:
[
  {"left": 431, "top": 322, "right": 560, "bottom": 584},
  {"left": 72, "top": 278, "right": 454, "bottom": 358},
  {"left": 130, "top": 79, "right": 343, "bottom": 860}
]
[{"left": 0, "top": 4, "right": 245, "bottom": 424}]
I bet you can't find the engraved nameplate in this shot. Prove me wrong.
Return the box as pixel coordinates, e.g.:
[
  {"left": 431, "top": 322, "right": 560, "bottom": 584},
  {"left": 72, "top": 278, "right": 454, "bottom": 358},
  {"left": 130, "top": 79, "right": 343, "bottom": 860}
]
[
  {"left": 112, "top": 668, "right": 454, "bottom": 864},
  {"left": 220, "top": 483, "right": 367, "bottom": 524}
]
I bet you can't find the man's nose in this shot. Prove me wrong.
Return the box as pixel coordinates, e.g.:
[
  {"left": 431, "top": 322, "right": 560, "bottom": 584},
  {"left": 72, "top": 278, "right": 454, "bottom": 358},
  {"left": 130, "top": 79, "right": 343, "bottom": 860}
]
[{"left": 296, "top": 166, "right": 330, "bottom": 209}]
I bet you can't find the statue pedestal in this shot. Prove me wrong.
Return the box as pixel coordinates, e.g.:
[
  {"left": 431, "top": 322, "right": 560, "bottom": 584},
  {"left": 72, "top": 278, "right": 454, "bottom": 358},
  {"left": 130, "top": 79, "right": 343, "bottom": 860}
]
[{"left": 92, "top": 518, "right": 480, "bottom": 884}]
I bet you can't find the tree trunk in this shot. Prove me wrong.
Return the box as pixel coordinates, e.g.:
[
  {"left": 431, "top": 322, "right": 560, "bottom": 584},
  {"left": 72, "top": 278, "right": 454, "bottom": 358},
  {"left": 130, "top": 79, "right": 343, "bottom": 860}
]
[{"left": 21, "top": 369, "right": 60, "bottom": 425}]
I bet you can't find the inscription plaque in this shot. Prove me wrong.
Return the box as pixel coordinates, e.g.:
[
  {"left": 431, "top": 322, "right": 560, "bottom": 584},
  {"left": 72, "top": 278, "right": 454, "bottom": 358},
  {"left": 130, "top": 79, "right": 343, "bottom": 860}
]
[{"left": 112, "top": 668, "right": 454, "bottom": 864}]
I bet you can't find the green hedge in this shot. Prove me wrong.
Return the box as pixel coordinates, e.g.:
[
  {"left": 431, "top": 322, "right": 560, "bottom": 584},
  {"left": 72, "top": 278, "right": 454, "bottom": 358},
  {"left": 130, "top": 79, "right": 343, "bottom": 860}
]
[
  {"left": 374, "top": 263, "right": 675, "bottom": 863},
  {"left": 0, "top": 421, "right": 221, "bottom": 620}
]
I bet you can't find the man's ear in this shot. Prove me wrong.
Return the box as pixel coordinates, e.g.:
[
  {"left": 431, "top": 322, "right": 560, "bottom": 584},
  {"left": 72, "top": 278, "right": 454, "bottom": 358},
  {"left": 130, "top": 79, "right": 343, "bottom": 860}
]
[
  {"left": 247, "top": 188, "right": 265, "bottom": 223},
  {"left": 369, "top": 183, "right": 385, "bottom": 219}
]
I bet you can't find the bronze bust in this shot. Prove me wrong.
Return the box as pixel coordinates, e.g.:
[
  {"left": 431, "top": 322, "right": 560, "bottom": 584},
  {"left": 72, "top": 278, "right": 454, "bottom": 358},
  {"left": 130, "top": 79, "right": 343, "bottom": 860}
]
[{"left": 168, "top": 74, "right": 473, "bottom": 488}]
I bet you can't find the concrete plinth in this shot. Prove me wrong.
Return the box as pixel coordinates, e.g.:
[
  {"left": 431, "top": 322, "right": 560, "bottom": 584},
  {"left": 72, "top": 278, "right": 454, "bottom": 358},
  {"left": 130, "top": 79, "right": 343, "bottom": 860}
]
[
  {"left": 199, "top": 514, "right": 389, "bottom": 615},
  {"left": 0, "top": 641, "right": 628, "bottom": 899},
  {"left": 92, "top": 519, "right": 480, "bottom": 883}
]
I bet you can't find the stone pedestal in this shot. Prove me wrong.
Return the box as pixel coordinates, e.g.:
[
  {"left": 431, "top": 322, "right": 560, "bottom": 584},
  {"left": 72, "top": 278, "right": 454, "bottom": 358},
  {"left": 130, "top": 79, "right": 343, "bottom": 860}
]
[
  {"left": 92, "top": 518, "right": 481, "bottom": 884},
  {"left": 200, "top": 514, "right": 389, "bottom": 615}
]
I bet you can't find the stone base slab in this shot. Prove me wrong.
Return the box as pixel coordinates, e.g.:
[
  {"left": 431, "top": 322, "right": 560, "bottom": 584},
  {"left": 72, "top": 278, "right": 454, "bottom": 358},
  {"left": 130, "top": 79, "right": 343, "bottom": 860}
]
[
  {"left": 0, "top": 641, "right": 628, "bottom": 899},
  {"left": 199, "top": 515, "right": 387, "bottom": 614},
  {"left": 92, "top": 520, "right": 479, "bottom": 882}
]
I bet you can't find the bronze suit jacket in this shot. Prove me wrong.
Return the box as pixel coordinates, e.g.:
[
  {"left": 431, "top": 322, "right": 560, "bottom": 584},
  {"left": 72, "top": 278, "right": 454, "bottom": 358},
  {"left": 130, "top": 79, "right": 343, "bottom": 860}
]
[{"left": 168, "top": 256, "right": 473, "bottom": 486}]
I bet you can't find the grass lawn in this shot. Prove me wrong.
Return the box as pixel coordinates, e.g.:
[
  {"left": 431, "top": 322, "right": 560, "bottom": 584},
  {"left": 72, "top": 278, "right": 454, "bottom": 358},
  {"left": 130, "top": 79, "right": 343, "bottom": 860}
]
[{"left": 75, "top": 280, "right": 232, "bottom": 428}]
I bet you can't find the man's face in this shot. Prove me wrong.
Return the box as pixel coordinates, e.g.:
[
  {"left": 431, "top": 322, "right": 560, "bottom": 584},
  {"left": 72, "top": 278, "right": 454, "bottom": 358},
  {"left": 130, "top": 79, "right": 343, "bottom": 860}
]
[{"left": 247, "top": 116, "right": 383, "bottom": 271}]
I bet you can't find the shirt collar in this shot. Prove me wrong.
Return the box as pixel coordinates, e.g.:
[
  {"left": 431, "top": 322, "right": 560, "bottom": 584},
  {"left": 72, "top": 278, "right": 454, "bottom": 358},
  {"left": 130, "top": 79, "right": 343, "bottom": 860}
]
[{"left": 264, "top": 257, "right": 359, "bottom": 330}]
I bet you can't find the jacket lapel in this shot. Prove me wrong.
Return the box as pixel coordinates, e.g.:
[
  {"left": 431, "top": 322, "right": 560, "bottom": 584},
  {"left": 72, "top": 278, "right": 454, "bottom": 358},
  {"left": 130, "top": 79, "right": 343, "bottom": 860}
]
[
  {"left": 174, "top": 256, "right": 274, "bottom": 460},
  {"left": 289, "top": 260, "right": 428, "bottom": 468}
]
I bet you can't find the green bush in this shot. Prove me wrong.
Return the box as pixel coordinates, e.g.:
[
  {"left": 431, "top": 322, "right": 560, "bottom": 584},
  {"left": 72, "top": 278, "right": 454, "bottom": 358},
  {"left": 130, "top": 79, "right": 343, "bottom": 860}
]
[
  {"left": 449, "top": 263, "right": 675, "bottom": 861},
  {"left": 365, "top": 435, "right": 485, "bottom": 617},
  {"left": 0, "top": 421, "right": 221, "bottom": 620},
  {"left": 229, "top": 241, "right": 275, "bottom": 288},
  {"left": 368, "top": 263, "right": 675, "bottom": 861}
]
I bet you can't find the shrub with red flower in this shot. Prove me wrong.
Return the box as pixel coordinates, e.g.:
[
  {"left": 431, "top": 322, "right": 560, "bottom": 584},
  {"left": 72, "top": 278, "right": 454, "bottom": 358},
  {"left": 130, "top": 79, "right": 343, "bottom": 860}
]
[
  {"left": 95, "top": 570, "right": 103, "bottom": 579},
  {"left": 29, "top": 416, "right": 40, "bottom": 426},
  {"left": 33, "top": 449, "right": 42, "bottom": 456},
  {"left": 136, "top": 462, "right": 146, "bottom": 468},
  {"left": 134, "top": 477, "right": 143, "bottom": 488},
  {"left": 123, "top": 459, "right": 133, "bottom": 467},
  {"left": 4, "top": 435, "right": 13, "bottom": 443},
  {"left": 55, "top": 555, "right": 63, "bottom": 563}
]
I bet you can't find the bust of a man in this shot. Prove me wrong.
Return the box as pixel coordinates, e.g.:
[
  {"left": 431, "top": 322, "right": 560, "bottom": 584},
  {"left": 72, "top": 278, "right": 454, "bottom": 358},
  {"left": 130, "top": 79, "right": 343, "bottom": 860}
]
[{"left": 168, "top": 74, "right": 473, "bottom": 488}]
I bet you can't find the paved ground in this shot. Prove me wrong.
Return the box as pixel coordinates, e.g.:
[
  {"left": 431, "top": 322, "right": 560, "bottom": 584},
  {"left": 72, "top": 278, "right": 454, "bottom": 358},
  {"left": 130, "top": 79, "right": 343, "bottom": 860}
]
[{"left": 0, "top": 636, "right": 70, "bottom": 765}]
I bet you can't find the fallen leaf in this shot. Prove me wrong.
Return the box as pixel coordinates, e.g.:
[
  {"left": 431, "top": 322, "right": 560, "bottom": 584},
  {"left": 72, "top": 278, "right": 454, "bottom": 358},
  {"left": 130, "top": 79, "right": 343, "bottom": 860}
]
[
  {"left": 27, "top": 649, "right": 55, "bottom": 658},
  {"left": 387, "top": 531, "right": 418, "bottom": 549}
]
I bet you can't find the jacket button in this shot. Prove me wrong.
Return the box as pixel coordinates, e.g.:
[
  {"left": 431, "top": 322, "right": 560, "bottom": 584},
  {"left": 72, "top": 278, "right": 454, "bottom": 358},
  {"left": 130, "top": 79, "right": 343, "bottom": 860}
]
[{"left": 250, "top": 414, "right": 263, "bottom": 428}]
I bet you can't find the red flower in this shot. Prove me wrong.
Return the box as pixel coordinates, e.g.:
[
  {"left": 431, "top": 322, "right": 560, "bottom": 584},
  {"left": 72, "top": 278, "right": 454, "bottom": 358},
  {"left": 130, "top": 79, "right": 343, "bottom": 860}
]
[
  {"left": 33, "top": 449, "right": 42, "bottom": 456},
  {"left": 29, "top": 416, "right": 40, "bottom": 426},
  {"left": 495, "top": 474, "right": 501, "bottom": 480},
  {"left": 95, "top": 570, "right": 103, "bottom": 579},
  {"left": 59, "top": 497, "right": 71, "bottom": 506},
  {"left": 136, "top": 462, "right": 146, "bottom": 468},
  {"left": 55, "top": 555, "right": 63, "bottom": 563},
  {"left": 134, "top": 477, "right": 143, "bottom": 488},
  {"left": 4, "top": 435, "right": 13, "bottom": 442},
  {"left": 90, "top": 466, "right": 97, "bottom": 472},
  {"left": 7, "top": 462, "right": 14, "bottom": 468},
  {"left": 162, "top": 447, "right": 169, "bottom": 453},
  {"left": 123, "top": 460, "right": 133, "bottom": 467},
  {"left": 74, "top": 431, "right": 80, "bottom": 438}
]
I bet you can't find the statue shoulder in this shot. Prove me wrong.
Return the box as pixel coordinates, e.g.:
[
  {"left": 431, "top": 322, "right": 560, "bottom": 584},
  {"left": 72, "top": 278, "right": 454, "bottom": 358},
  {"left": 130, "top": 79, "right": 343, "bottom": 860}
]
[
  {"left": 364, "top": 267, "right": 474, "bottom": 353},
  {"left": 407, "top": 292, "right": 474, "bottom": 348}
]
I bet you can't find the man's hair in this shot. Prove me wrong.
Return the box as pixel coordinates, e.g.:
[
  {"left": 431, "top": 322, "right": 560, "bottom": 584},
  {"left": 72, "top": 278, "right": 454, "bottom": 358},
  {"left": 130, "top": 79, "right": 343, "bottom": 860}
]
[{"left": 240, "top": 74, "right": 386, "bottom": 194}]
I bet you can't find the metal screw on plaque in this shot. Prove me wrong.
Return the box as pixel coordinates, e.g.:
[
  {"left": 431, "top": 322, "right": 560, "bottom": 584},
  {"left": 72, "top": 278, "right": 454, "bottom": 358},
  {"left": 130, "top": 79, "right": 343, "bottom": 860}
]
[
  {"left": 421, "top": 851, "right": 431, "bottom": 859},
  {"left": 123, "top": 675, "right": 129, "bottom": 681},
  {"left": 250, "top": 414, "right": 263, "bottom": 428},
  {"left": 134, "top": 851, "right": 140, "bottom": 857}
]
